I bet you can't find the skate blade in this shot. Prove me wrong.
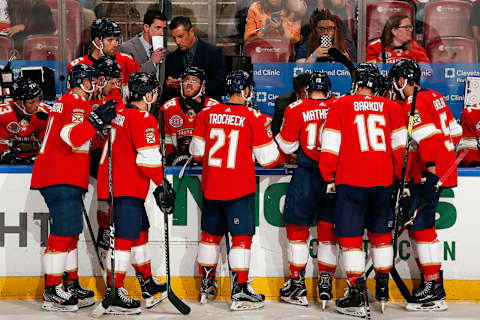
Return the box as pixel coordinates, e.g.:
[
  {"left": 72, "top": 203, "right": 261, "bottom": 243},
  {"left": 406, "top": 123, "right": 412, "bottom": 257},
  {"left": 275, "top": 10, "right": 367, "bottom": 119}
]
[
  {"left": 77, "top": 297, "right": 95, "bottom": 308},
  {"left": 105, "top": 305, "right": 142, "bottom": 315},
  {"left": 336, "top": 306, "right": 366, "bottom": 318},
  {"left": 322, "top": 300, "right": 327, "bottom": 311},
  {"left": 230, "top": 300, "right": 265, "bottom": 311},
  {"left": 380, "top": 300, "right": 386, "bottom": 313},
  {"left": 406, "top": 300, "right": 448, "bottom": 312},
  {"left": 90, "top": 302, "right": 106, "bottom": 318},
  {"left": 145, "top": 292, "right": 168, "bottom": 309},
  {"left": 42, "top": 301, "right": 79, "bottom": 312},
  {"left": 280, "top": 296, "right": 308, "bottom": 306}
]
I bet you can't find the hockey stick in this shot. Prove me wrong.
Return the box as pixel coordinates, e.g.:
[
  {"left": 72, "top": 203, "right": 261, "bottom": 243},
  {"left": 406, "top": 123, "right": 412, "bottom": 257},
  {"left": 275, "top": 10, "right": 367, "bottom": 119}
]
[
  {"left": 160, "top": 110, "right": 191, "bottom": 315},
  {"left": 91, "top": 127, "right": 116, "bottom": 318},
  {"left": 81, "top": 200, "right": 106, "bottom": 277},
  {"left": 328, "top": 47, "right": 356, "bottom": 85}
]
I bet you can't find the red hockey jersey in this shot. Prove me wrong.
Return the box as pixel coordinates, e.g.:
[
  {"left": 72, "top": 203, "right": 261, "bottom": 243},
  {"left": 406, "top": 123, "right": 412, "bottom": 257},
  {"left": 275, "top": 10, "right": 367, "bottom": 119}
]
[
  {"left": 320, "top": 94, "right": 407, "bottom": 187},
  {"left": 160, "top": 96, "right": 219, "bottom": 156},
  {"left": 0, "top": 101, "right": 48, "bottom": 157},
  {"left": 190, "top": 103, "right": 284, "bottom": 200},
  {"left": 31, "top": 93, "right": 98, "bottom": 190},
  {"left": 458, "top": 104, "right": 480, "bottom": 166},
  {"left": 276, "top": 97, "right": 336, "bottom": 162},
  {"left": 366, "top": 39, "right": 430, "bottom": 63},
  {"left": 67, "top": 53, "right": 139, "bottom": 103},
  {"left": 97, "top": 106, "right": 163, "bottom": 200},
  {"left": 402, "top": 89, "right": 462, "bottom": 187}
]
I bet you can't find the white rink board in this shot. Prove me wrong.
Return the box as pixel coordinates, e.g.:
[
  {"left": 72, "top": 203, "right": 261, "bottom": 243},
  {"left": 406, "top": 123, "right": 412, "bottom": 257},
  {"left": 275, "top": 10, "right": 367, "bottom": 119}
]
[{"left": 0, "top": 172, "right": 478, "bottom": 280}]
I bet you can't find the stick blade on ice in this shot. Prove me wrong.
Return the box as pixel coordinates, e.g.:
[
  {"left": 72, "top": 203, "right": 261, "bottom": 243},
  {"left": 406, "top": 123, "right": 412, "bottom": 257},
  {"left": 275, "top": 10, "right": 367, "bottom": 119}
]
[{"left": 168, "top": 290, "right": 191, "bottom": 315}]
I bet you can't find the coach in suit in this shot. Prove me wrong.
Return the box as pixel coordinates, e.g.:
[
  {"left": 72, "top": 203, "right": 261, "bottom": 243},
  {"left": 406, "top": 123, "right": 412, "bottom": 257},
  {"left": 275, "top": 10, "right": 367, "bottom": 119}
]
[
  {"left": 162, "top": 16, "right": 227, "bottom": 102},
  {"left": 119, "top": 10, "right": 167, "bottom": 83}
]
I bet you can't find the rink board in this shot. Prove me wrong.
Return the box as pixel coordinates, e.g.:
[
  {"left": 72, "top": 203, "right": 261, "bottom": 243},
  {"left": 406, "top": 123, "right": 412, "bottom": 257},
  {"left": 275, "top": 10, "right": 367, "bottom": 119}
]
[{"left": 0, "top": 166, "right": 479, "bottom": 301}]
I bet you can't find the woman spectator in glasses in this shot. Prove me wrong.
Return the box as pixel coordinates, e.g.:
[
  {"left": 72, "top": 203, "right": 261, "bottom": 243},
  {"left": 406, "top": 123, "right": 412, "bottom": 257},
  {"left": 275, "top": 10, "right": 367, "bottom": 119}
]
[
  {"left": 295, "top": 8, "right": 352, "bottom": 62},
  {"left": 244, "top": 0, "right": 305, "bottom": 44},
  {"left": 366, "top": 14, "right": 429, "bottom": 63}
]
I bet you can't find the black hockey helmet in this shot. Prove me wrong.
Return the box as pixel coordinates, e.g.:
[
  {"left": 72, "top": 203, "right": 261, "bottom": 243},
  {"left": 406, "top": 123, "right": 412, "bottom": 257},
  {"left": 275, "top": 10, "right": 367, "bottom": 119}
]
[
  {"left": 11, "top": 77, "right": 42, "bottom": 101},
  {"left": 128, "top": 72, "right": 159, "bottom": 101},
  {"left": 94, "top": 56, "right": 121, "bottom": 79},
  {"left": 91, "top": 18, "right": 121, "bottom": 40},
  {"left": 67, "top": 64, "right": 98, "bottom": 89},
  {"left": 306, "top": 71, "right": 331, "bottom": 94},
  {"left": 354, "top": 63, "right": 382, "bottom": 93},
  {"left": 181, "top": 66, "right": 206, "bottom": 86},
  {"left": 388, "top": 58, "right": 421, "bottom": 84},
  {"left": 226, "top": 70, "right": 254, "bottom": 95}
]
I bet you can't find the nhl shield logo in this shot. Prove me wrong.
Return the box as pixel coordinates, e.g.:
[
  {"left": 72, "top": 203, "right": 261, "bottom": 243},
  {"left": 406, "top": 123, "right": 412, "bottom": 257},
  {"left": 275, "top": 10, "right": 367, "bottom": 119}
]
[
  {"left": 144, "top": 128, "right": 156, "bottom": 144},
  {"left": 169, "top": 115, "right": 183, "bottom": 128},
  {"left": 6, "top": 121, "right": 20, "bottom": 134}
]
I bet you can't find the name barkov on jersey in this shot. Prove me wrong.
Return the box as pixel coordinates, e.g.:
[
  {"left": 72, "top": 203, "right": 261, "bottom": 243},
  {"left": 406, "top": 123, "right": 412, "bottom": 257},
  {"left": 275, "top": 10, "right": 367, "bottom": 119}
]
[{"left": 353, "top": 101, "right": 384, "bottom": 112}]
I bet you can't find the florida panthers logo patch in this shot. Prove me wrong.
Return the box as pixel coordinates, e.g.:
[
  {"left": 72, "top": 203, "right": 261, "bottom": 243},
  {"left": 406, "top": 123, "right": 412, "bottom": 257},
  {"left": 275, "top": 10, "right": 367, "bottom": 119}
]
[
  {"left": 169, "top": 115, "right": 183, "bottom": 128},
  {"left": 72, "top": 108, "right": 84, "bottom": 123},
  {"left": 6, "top": 121, "right": 20, "bottom": 134},
  {"left": 144, "top": 128, "right": 156, "bottom": 144},
  {"left": 412, "top": 111, "right": 422, "bottom": 126}
]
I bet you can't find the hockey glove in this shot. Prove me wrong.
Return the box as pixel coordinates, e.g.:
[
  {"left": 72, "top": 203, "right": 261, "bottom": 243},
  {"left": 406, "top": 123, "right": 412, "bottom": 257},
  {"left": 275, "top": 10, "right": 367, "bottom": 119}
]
[
  {"left": 88, "top": 99, "right": 117, "bottom": 132},
  {"left": 153, "top": 180, "right": 176, "bottom": 214},
  {"left": 0, "top": 149, "right": 23, "bottom": 164},
  {"left": 167, "top": 152, "right": 190, "bottom": 166},
  {"left": 420, "top": 170, "right": 440, "bottom": 203}
]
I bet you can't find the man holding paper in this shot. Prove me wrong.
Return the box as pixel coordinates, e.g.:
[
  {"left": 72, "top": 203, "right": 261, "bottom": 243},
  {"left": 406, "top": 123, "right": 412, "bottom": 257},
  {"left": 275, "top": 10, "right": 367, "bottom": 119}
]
[{"left": 119, "top": 9, "right": 168, "bottom": 84}]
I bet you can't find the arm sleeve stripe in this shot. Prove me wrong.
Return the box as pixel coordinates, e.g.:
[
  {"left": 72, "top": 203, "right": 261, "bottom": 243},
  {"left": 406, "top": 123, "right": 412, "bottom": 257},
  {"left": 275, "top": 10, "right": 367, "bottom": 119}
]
[
  {"left": 136, "top": 145, "right": 160, "bottom": 152},
  {"left": 458, "top": 137, "right": 479, "bottom": 149},
  {"left": 391, "top": 128, "right": 407, "bottom": 150},
  {"left": 275, "top": 133, "right": 299, "bottom": 155},
  {"left": 253, "top": 141, "right": 281, "bottom": 166},
  {"left": 136, "top": 147, "right": 162, "bottom": 166},
  {"left": 321, "top": 129, "right": 341, "bottom": 154},
  {"left": 411, "top": 124, "right": 441, "bottom": 144},
  {"left": 449, "top": 120, "right": 463, "bottom": 137},
  {"left": 60, "top": 123, "right": 77, "bottom": 147},
  {"left": 190, "top": 136, "right": 205, "bottom": 158}
]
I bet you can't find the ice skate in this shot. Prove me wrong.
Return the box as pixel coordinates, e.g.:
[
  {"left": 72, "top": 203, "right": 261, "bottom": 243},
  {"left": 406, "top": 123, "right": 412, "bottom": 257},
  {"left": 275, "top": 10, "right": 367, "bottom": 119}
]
[
  {"left": 318, "top": 272, "right": 333, "bottom": 311},
  {"left": 137, "top": 273, "right": 167, "bottom": 309},
  {"left": 42, "top": 284, "right": 78, "bottom": 312},
  {"left": 375, "top": 272, "right": 389, "bottom": 313},
  {"left": 406, "top": 272, "right": 447, "bottom": 312},
  {"left": 200, "top": 266, "right": 217, "bottom": 304},
  {"left": 231, "top": 273, "right": 265, "bottom": 311},
  {"left": 64, "top": 278, "right": 95, "bottom": 308},
  {"left": 93, "top": 287, "right": 141, "bottom": 316},
  {"left": 336, "top": 277, "right": 366, "bottom": 318},
  {"left": 280, "top": 269, "right": 308, "bottom": 306}
]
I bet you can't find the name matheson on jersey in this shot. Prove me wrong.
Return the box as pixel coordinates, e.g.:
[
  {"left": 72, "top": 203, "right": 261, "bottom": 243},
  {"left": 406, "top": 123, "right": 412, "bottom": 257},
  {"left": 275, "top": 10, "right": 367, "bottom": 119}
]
[
  {"left": 302, "top": 109, "right": 328, "bottom": 122},
  {"left": 353, "top": 101, "right": 384, "bottom": 112},
  {"left": 209, "top": 113, "right": 246, "bottom": 127}
]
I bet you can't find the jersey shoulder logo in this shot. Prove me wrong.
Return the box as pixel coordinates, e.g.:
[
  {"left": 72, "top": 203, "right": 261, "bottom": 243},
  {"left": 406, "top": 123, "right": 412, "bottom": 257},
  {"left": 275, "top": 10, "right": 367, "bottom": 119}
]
[
  {"left": 144, "top": 128, "right": 156, "bottom": 144},
  {"left": 72, "top": 108, "right": 84, "bottom": 123},
  {"left": 169, "top": 115, "right": 183, "bottom": 128},
  {"left": 413, "top": 110, "right": 422, "bottom": 126}
]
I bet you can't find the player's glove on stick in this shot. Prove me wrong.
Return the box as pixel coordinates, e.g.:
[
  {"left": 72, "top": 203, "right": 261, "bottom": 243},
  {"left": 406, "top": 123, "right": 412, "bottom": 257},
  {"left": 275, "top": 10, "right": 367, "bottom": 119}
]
[
  {"left": 167, "top": 152, "right": 190, "bottom": 167},
  {"left": 420, "top": 170, "right": 440, "bottom": 203},
  {"left": 153, "top": 180, "right": 176, "bottom": 214},
  {"left": 88, "top": 99, "right": 117, "bottom": 132}
]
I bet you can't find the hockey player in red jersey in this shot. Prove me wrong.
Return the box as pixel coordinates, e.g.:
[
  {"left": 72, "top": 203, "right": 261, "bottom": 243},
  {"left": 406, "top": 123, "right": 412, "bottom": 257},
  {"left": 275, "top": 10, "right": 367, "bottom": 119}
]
[
  {"left": 96, "top": 72, "right": 174, "bottom": 315},
  {"left": 160, "top": 66, "right": 219, "bottom": 166},
  {"left": 190, "top": 70, "right": 285, "bottom": 311},
  {"left": 458, "top": 103, "right": 480, "bottom": 167},
  {"left": 67, "top": 18, "right": 139, "bottom": 103},
  {"left": 275, "top": 71, "right": 338, "bottom": 308},
  {"left": 388, "top": 59, "right": 462, "bottom": 311},
  {"left": 30, "top": 64, "right": 117, "bottom": 312},
  {"left": 0, "top": 77, "right": 49, "bottom": 164},
  {"left": 320, "top": 63, "right": 407, "bottom": 317}
]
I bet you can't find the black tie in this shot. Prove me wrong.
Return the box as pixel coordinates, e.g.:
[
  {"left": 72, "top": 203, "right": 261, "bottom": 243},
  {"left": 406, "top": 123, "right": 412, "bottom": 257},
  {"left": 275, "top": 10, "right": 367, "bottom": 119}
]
[{"left": 185, "top": 50, "right": 192, "bottom": 68}]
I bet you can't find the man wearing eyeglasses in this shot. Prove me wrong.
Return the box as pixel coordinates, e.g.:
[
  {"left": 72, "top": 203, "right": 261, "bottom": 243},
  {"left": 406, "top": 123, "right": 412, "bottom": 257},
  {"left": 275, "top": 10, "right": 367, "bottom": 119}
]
[
  {"left": 366, "top": 14, "right": 430, "bottom": 63},
  {"left": 159, "top": 66, "right": 219, "bottom": 166}
]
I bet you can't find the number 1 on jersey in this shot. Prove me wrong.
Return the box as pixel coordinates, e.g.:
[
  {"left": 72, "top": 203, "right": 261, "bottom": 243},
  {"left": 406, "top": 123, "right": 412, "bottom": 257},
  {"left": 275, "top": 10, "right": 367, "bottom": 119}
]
[
  {"left": 354, "top": 114, "right": 386, "bottom": 152},
  {"left": 208, "top": 128, "right": 239, "bottom": 169}
]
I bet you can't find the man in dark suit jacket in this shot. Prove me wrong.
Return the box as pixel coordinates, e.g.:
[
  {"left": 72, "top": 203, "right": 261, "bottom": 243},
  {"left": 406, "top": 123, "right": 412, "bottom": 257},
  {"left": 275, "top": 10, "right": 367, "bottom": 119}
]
[
  {"left": 162, "top": 16, "right": 227, "bottom": 102},
  {"left": 119, "top": 10, "right": 167, "bottom": 84}
]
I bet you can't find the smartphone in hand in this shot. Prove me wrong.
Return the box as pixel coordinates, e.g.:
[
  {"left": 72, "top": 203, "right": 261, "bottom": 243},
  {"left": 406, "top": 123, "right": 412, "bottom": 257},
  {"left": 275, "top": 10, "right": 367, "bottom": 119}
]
[{"left": 320, "top": 35, "right": 333, "bottom": 48}]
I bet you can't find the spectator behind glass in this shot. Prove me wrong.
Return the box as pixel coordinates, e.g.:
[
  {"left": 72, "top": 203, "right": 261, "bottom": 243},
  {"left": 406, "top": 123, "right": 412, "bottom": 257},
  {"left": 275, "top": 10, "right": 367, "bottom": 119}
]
[
  {"left": 296, "top": 8, "right": 351, "bottom": 62},
  {"left": 470, "top": 1, "right": 480, "bottom": 50},
  {"left": 244, "top": 0, "right": 303, "bottom": 44},
  {"left": 366, "top": 14, "right": 430, "bottom": 63},
  {"left": 0, "top": 0, "right": 56, "bottom": 55}
]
